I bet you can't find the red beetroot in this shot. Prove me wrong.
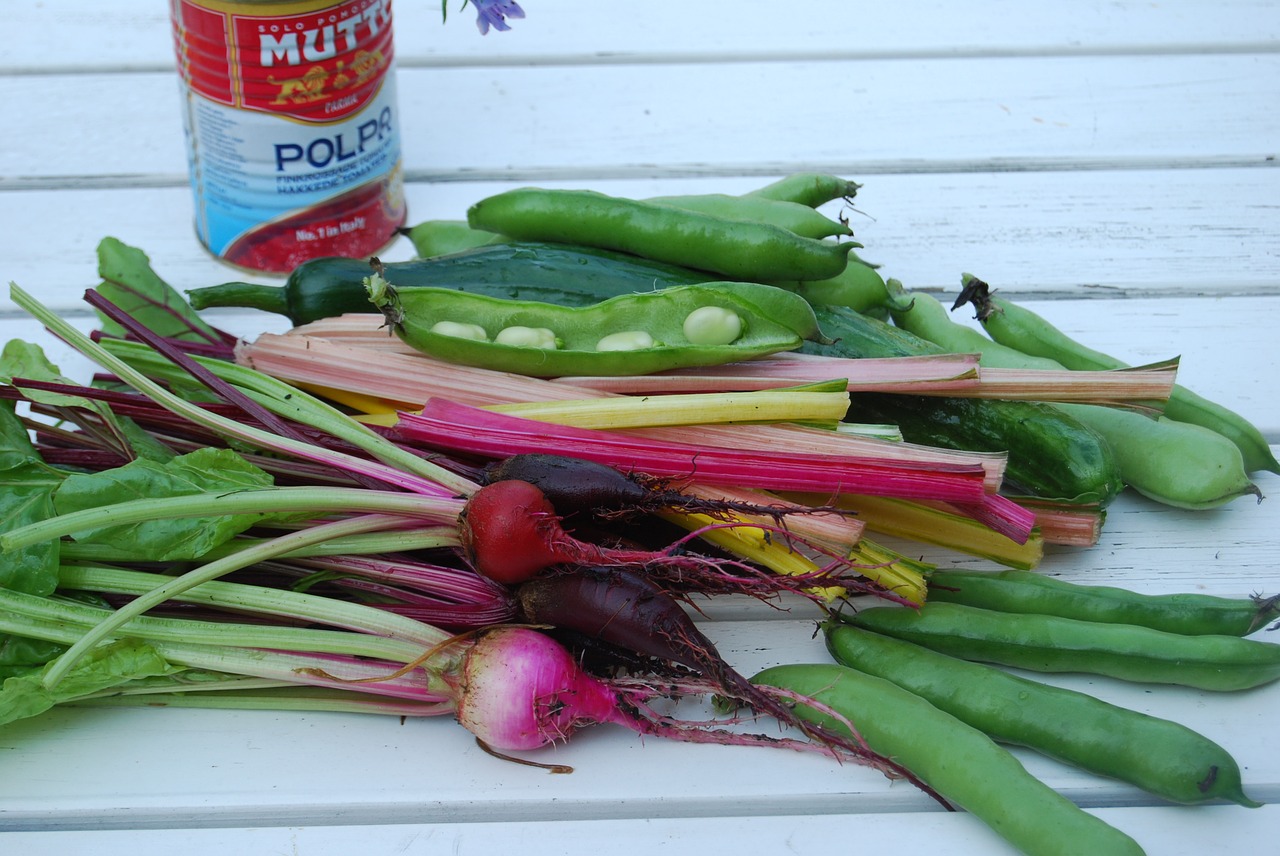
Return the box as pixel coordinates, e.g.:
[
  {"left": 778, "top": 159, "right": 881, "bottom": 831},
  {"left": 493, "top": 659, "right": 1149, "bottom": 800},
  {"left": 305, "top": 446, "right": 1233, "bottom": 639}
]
[
  {"left": 453, "top": 626, "right": 640, "bottom": 750},
  {"left": 457, "top": 479, "right": 571, "bottom": 585},
  {"left": 516, "top": 567, "right": 832, "bottom": 739},
  {"left": 482, "top": 452, "right": 837, "bottom": 523},
  {"left": 457, "top": 479, "right": 858, "bottom": 598},
  {"left": 449, "top": 625, "right": 929, "bottom": 799}
]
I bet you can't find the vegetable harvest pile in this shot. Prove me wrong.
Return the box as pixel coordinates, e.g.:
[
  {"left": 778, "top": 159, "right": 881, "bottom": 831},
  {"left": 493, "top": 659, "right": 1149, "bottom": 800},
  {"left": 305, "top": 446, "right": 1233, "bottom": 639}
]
[{"left": 2, "top": 175, "right": 1276, "bottom": 855}]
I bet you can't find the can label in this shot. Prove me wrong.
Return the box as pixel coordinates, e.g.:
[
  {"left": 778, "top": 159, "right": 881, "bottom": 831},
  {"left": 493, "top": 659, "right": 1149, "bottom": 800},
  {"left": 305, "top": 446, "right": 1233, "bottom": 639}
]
[{"left": 171, "top": 0, "right": 405, "bottom": 272}]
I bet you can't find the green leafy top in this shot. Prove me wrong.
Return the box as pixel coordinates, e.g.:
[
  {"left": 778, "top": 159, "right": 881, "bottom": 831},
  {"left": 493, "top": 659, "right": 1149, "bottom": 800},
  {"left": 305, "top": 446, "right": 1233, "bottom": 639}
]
[{"left": 94, "top": 238, "right": 225, "bottom": 344}]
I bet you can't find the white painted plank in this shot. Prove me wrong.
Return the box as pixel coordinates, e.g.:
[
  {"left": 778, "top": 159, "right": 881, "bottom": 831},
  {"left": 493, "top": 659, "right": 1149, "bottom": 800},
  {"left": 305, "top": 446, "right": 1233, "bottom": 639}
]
[
  {"left": 3, "top": 169, "right": 1279, "bottom": 309},
  {"left": 0, "top": 616, "right": 1276, "bottom": 831},
  {"left": 7, "top": 0, "right": 1280, "bottom": 74},
  {"left": 3, "top": 2, "right": 1278, "bottom": 853},
  {"left": 845, "top": 168, "right": 1280, "bottom": 295},
  {"left": 4, "top": 805, "right": 1280, "bottom": 856},
  {"left": 5, "top": 54, "right": 1279, "bottom": 184}
]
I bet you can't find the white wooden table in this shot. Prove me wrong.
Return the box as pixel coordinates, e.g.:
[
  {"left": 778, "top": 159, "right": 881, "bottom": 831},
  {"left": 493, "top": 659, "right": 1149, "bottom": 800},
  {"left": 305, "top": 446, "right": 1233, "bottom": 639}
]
[{"left": 2, "top": 2, "right": 1278, "bottom": 854}]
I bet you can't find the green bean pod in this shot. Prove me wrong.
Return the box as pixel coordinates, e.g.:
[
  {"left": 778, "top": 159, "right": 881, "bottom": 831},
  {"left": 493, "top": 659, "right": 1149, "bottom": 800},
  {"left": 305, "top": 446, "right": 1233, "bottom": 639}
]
[
  {"left": 466, "top": 188, "right": 859, "bottom": 281},
  {"left": 642, "top": 189, "right": 888, "bottom": 313},
  {"left": 186, "top": 242, "right": 712, "bottom": 326},
  {"left": 367, "top": 278, "right": 818, "bottom": 377},
  {"left": 400, "top": 219, "right": 502, "bottom": 257},
  {"left": 804, "top": 304, "right": 1124, "bottom": 507},
  {"left": 751, "top": 662, "right": 1147, "bottom": 856},
  {"left": 956, "top": 278, "right": 1280, "bottom": 476},
  {"left": 644, "top": 193, "right": 853, "bottom": 239},
  {"left": 1058, "top": 408, "right": 1261, "bottom": 509},
  {"left": 927, "top": 569, "right": 1280, "bottom": 636},
  {"left": 824, "top": 622, "right": 1260, "bottom": 807},
  {"left": 847, "top": 601, "right": 1280, "bottom": 691},
  {"left": 889, "top": 287, "right": 1260, "bottom": 509},
  {"left": 743, "top": 173, "right": 862, "bottom": 207},
  {"left": 787, "top": 257, "right": 892, "bottom": 315}
]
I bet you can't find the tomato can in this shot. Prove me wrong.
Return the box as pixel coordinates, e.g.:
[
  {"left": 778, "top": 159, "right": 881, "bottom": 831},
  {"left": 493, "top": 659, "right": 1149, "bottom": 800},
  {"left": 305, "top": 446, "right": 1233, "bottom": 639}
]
[{"left": 170, "top": 0, "right": 406, "bottom": 272}]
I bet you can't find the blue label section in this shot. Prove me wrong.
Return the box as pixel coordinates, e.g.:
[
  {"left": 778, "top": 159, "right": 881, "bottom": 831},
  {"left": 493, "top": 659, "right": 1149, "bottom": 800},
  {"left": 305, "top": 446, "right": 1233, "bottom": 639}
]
[{"left": 178, "top": 72, "right": 401, "bottom": 257}]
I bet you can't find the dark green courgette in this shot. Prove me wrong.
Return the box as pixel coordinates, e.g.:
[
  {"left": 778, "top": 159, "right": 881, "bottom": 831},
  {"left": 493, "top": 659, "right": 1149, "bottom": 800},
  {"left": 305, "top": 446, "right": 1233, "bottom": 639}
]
[
  {"left": 186, "top": 241, "right": 712, "bottom": 325},
  {"left": 803, "top": 305, "right": 1123, "bottom": 506}
]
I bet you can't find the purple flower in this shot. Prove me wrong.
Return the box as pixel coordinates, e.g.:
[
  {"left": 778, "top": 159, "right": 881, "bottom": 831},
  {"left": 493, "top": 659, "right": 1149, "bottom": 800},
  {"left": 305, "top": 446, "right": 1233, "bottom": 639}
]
[{"left": 472, "top": 0, "right": 525, "bottom": 35}]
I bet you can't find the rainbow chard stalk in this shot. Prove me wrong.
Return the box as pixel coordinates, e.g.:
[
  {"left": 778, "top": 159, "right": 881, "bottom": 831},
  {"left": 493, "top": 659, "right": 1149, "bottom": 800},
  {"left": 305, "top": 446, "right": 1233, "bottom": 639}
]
[
  {"left": 400, "top": 398, "right": 990, "bottom": 501},
  {"left": 0, "top": 585, "right": 856, "bottom": 756},
  {"left": 395, "top": 397, "right": 1037, "bottom": 543},
  {"left": 554, "top": 351, "right": 1179, "bottom": 412},
  {"left": 4, "top": 284, "right": 473, "bottom": 681},
  {"left": 54, "top": 562, "right": 512, "bottom": 638},
  {"left": 11, "top": 285, "right": 477, "bottom": 498},
  {"left": 6, "top": 284, "right": 910, "bottom": 614},
  {"left": 0, "top": 563, "right": 936, "bottom": 790}
]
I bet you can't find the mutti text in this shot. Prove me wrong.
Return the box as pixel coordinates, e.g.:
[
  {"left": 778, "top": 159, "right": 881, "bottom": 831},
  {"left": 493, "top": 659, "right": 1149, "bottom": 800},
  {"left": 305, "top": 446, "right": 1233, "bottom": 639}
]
[
  {"left": 259, "top": 0, "right": 392, "bottom": 67},
  {"left": 275, "top": 106, "right": 393, "bottom": 171}
]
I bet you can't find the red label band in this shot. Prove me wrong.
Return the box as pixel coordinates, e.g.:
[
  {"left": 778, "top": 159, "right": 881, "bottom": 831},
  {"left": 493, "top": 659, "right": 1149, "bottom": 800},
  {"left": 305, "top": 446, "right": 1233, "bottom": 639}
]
[{"left": 174, "top": 0, "right": 395, "bottom": 122}]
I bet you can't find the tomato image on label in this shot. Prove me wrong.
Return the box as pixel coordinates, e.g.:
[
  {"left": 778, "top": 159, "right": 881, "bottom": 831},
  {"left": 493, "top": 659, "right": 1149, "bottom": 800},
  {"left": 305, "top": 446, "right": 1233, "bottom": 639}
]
[{"left": 224, "top": 169, "right": 404, "bottom": 270}]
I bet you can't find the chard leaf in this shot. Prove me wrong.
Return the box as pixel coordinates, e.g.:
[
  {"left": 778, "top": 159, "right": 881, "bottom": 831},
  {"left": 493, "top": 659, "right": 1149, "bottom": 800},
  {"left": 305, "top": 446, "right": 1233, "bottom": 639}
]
[
  {"left": 0, "top": 636, "right": 66, "bottom": 680},
  {"left": 0, "top": 638, "right": 180, "bottom": 727},
  {"left": 0, "top": 394, "right": 47, "bottom": 472},
  {"left": 52, "top": 447, "right": 276, "bottom": 561},
  {"left": 94, "top": 238, "right": 223, "bottom": 343},
  {"left": 0, "top": 339, "right": 177, "bottom": 465},
  {"left": 0, "top": 401, "right": 64, "bottom": 595},
  {"left": 1, "top": 339, "right": 111, "bottom": 414},
  {"left": 0, "top": 476, "right": 61, "bottom": 595},
  {"left": 115, "top": 415, "right": 178, "bottom": 463}
]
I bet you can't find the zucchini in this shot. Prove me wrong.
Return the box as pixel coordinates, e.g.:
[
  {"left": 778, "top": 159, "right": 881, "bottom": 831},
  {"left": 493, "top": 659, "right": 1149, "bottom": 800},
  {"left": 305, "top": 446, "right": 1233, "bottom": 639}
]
[
  {"left": 186, "top": 241, "right": 711, "bottom": 325},
  {"left": 803, "top": 305, "right": 1124, "bottom": 506}
]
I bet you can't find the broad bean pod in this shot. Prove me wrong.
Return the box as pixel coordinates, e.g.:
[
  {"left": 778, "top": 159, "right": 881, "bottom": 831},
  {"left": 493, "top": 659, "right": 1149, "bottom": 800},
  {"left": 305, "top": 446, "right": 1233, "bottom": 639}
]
[
  {"left": 743, "top": 173, "right": 862, "bottom": 208},
  {"left": 824, "top": 622, "right": 1260, "bottom": 807},
  {"left": 804, "top": 304, "right": 1124, "bottom": 507},
  {"left": 466, "top": 187, "right": 860, "bottom": 282},
  {"left": 954, "top": 276, "right": 1280, "bottom": 476},
  {"left": 788, "top": 257, "right": 892, "bottom": 315},
  {"left": 400, "top": 219, "right": 501, "bottom": 257},
  {"left": 751, "top": 662, "right": 1147, "bottom": 856},
  {"left": 644, "top": 193, "right": 853, "bottom": 239},
  {"left": 848, "top": 601, "right": 1280, "bottom": 691},
  {"left": 366, "top": 276, "right": 824, "bottom": 377},
  {"left": 927, "top": 569, "right": 1280, "bottom": 636},
  {"left": 188, "top": 242, "right": 711, "bottom": 326},
  {"left": 1059, "top": 407, "right": 1260, "bottom": 509},
  {"left": 642, "top": 190, "right": 889, "bottom": 311},
  {"left": 889, "top": 285, "right": 1260, "bottom": 509}
]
